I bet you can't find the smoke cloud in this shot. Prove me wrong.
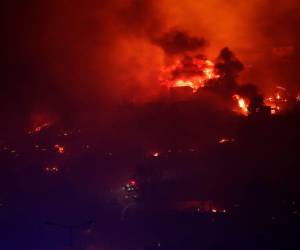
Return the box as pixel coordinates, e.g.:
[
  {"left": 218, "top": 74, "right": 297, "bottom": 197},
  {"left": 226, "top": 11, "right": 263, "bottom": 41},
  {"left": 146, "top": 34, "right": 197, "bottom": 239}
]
[
  {"left": 1, "top": 0, "right": 300, "bottom": 130},
  {"left": 153, "top": 29, "right": 206, "bottom": 55}
]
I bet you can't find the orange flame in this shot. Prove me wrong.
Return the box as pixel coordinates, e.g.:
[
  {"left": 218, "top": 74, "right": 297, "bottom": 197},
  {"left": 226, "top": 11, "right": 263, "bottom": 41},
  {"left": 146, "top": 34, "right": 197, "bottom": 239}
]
[
  {"left": 160, "top": 58, "right": 220, "bottom": 92},
  {"left": 233, "top": 94, "right": 248, "bottom": 115}
]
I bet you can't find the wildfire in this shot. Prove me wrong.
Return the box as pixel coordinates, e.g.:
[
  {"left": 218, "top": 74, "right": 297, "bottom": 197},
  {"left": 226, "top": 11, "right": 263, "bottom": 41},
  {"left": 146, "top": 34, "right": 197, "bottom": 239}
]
[
  {"left": 233, "top": 94, "right": 248, "bottom": 115},
  {"left": 264, "top": 87, "right": 288, "bottom": 115},
  {"left": 160, "top": 56, "right": 220, "bottom": 92}
]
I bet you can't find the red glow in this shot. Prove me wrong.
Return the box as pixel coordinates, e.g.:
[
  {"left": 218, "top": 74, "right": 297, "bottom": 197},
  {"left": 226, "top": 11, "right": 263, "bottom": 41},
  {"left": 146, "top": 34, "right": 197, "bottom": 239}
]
[
  {"left": 232, "top": 94, "right": 249, "bottom": 116},
  {"left": 54, "top": 144, "right": 65, "bottom": 154},
  {"left": 160, "top": 57, "right": 220, "bottom": 92}
]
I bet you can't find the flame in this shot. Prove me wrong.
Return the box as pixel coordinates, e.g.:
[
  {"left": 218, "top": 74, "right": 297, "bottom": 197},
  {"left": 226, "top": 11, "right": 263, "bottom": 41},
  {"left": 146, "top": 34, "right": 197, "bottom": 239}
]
[
  {"left": 276, "top": 92, "right": 281, "bottom": 100},
  {"left": 233, "top": 94, "right": 248, "bottom": 115},
  {"left": 174, "top": 80, "right": 196, "bottom": 89},
  {"left": 264, "top": 88, "right": 289, "bottom": 115},
  {"left": 160, "top": 57, "right": 220, "bottom": 92}
]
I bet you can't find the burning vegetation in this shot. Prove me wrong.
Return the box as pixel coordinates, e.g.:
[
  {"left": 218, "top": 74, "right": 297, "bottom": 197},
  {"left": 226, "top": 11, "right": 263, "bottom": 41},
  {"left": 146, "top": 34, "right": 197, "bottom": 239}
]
[
  {"left": 158, "top": 46, "right": 300, "bottom": 117},
  {"left": 160, "top": 56, "right": 220, "bottom": 92}
]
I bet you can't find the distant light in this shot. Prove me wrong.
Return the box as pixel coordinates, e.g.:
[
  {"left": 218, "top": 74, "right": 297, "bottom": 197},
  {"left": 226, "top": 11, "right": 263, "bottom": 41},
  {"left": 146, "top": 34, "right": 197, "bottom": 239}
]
[
  {"left": 153, "top": 152, "right": 160, "bottom": 157},
  {"left": 219, "top": 138, "right": 234, "bottom": 144},
  {"left": 211, "top": 209, "right": 217, "bottom": 213},
  {"left": 45, "top": 166, "right": 59, "bottom": 173}
]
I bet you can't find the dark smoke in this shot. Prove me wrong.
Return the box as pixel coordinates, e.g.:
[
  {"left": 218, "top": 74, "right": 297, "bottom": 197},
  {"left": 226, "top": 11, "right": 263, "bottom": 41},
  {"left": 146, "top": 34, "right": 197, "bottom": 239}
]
[
  {"left": 201, "top": 47, "right": 245, "bottom": 95},
  {"left": 153, "top": 29, "right": 206, "bottom": 55},
  {"left": 216, "top": 47, "right": 244, "bottom": 79},
  {"left": 236, "top": 83, "right": 259, "bottom": 99},
  {"left": 2, "top": 0, "right": 300, "bottom": 133},
  {"left": 200, "top": 47, "right": 259, "bottom": 100}
]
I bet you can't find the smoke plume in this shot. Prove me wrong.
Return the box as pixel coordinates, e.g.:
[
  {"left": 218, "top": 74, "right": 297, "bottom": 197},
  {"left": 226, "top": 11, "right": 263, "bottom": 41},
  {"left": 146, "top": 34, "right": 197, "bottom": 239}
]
[
  {"left": 153, "top": 29, "right": 206, "bottom": 55},
  {"left": 1, "top": 0, "right": 300, "bottom": 131}
]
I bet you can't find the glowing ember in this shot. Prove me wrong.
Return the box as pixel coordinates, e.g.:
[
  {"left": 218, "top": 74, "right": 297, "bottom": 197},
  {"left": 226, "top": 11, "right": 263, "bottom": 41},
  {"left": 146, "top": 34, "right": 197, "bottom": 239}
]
[
  {"left": 276, "top": 93, "right": 281, "bottom": 100},
  {"left": 160, "top": 56, "right": 220, "bottom": 92},
  {"left": 264, "top": 88, "right": 289, "bottom": 115},
  {"left": 219, "top": 138, "right": 235, "bottom": 144},
  {"left": 54, "top": 144, "right": 65, "bottom": 154},
  {"left": 28, "top": 123, "right": 50, "bottom": 134},
  {"left": 233, "top": 94, "right": 248, "bottom": 115}
]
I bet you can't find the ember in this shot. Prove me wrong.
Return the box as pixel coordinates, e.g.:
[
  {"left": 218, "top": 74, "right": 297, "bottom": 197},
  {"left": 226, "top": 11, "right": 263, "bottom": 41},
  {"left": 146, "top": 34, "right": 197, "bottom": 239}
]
[
  {"left": 219, "top": 138, "right": 235, "bottom": 144},
  {"left": 54, "top": 144, "right": 65, "bottom": 154},
  {"left": 28, "top": 123, "right": 50, "bottom": 134},
  {"left": 232, "top": 94, "right": 248, "bottom": 115}
]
